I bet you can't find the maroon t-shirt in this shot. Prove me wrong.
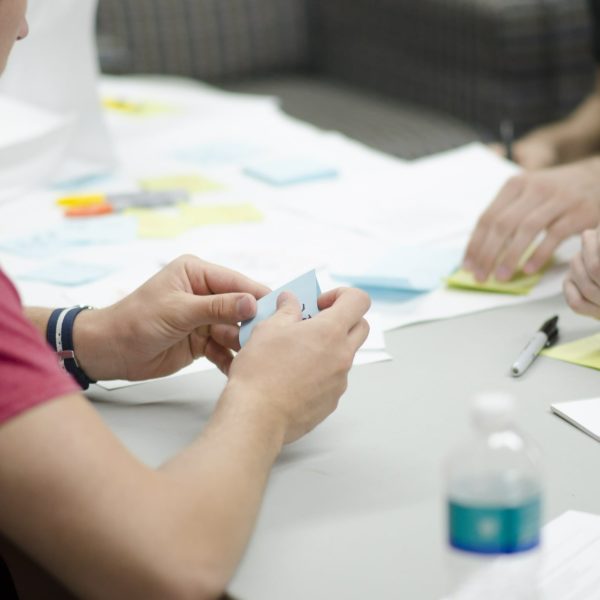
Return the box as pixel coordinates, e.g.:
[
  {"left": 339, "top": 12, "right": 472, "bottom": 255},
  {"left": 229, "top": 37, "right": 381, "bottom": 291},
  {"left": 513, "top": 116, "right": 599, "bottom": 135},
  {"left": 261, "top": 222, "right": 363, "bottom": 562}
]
[{"left": 0, "top": 270, "right": 78, "bottom": 425}]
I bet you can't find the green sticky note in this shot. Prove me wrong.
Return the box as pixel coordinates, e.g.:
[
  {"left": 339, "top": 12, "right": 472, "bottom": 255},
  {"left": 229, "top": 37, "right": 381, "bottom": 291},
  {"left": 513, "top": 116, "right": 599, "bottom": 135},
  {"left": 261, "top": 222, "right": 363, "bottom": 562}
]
[
  {"left": 446, "top": 268, "right": 544, "bottom": 295},
  {"left": 542, "top": 333, "right": 600, "bottom": 370},
  {"left": 179, "top": 203, "right": 263, "bottom": 226},
  {"left": 140, "top": 174, "right": 223, "bottom": 195}
]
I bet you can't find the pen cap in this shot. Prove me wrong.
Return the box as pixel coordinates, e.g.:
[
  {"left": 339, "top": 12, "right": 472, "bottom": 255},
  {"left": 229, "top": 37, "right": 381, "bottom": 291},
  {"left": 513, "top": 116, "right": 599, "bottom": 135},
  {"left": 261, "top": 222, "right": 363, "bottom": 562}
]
[{"left": 471, "top": 392, "right": 516, "bottom": 431}]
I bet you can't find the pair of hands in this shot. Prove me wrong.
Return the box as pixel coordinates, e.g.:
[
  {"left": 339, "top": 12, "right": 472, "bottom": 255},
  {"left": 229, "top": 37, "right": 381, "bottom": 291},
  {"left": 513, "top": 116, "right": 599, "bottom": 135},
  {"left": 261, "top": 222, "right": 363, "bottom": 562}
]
[
  {"left": 75, "top": 255, "right": 370, "bottom": 444},
  {"left": 463, "top": 156, "right": 600, "bottom": 284}
]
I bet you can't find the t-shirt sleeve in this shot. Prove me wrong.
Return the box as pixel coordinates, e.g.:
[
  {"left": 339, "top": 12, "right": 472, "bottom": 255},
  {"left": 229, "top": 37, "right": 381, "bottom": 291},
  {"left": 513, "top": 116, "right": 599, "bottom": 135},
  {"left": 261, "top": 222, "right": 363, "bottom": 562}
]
[
  {"left": 590, "top": 0, "right": 600, "bottom": 63},
  {"left": 0, "top": 271, "right": 79, "bottom": 425}
]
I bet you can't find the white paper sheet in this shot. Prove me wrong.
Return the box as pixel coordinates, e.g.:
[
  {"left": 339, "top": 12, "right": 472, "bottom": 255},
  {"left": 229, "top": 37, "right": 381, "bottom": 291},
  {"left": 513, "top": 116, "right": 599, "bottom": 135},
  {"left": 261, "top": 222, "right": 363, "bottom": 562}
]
[{"left": 551, "top": 397, "right": 600, "bottom": 443}]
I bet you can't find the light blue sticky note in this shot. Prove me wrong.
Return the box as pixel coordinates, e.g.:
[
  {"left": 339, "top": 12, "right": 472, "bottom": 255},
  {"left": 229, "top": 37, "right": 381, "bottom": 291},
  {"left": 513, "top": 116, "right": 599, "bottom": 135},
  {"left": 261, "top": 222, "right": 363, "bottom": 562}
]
[
  {"left": 0, "top": 216, "right": 138, "bottom": 259},
  {"left": 0, "top": 231, "right": 73, "bottom": 259},
  {"left": 56, "top": 215, "right": 138, "bottom": 245},
  {"left": 239, "top": 270, "right": 321, "bottom": 347},
  {"left": 334, "top": 245, "right": 463, "bottom": 292},
  {"left": 243, "top": 157, "right": 338, "bottom": 186},
  {"left": 176, "top": 141, "right": 261, "bottom": 165},
  {"left": 19, "top": 260, "right": 116, "bottom": 286}
]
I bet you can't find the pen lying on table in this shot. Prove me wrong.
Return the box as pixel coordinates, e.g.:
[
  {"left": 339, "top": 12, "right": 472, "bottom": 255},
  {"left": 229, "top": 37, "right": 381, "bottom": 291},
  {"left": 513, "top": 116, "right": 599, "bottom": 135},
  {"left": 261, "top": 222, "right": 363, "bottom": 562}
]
[{"left": 511, "top": 315, "right": 559, "bottom": 377}]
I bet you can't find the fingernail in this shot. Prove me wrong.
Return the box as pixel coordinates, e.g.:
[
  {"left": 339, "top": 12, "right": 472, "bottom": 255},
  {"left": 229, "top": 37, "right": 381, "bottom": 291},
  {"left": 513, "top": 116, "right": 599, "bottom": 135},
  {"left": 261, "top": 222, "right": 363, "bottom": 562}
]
[
  {"left": 523, "top": 261, "right": 536, "bottom": 275},
  {"left": 495, "top": 266, "right": 511, "bottom": 281},
  {"left": 236, "top": 295, "right": 254, "bottom": 320}
]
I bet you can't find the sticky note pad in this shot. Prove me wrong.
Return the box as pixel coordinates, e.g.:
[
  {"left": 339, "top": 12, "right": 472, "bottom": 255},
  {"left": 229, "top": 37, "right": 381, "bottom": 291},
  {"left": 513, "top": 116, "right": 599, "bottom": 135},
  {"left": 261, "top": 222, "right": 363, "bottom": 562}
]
[
  {"left": 446, "top": 268, "right": 544, "bottom": 295},
  {"left": 243, "top": 158, "right": 337, "bottom": 186},
  {"left": 176, "top": 142, "right": 261, "bottom": 165},
  {"left": 180, "top": 203, "right": 263, "bottom": 226},
  {"left": 239, "top": 270, "right": 321, "bottom": 347},
  {"left": 542, "top": 333, "right": 600, "bottom": 370},
  {"left": 140, "top": 174, "right": 223, "bottom": 195},
  {"left": 551, "top": 398, "right": 600, "bottom": 443},
  {"left": 19, "top": 260, "right": 115, "bottom": 286},
  {"left": 102, "top": 98, "right": 175, "bottom": 116},
  {"left": 125, "top": 208, "right": 190, "bottom": 239},
  {"left": 336, "top": 245, "right": 463, "bottom": 292}
]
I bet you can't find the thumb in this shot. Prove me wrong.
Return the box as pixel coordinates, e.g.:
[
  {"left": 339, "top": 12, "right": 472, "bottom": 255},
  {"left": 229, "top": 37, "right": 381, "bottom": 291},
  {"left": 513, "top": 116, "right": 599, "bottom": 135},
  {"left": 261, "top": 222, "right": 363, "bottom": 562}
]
[
  {"left": 267, "top": 291, "right": 303, "bottom": 325},
  {"left": 181, "top": 292, "right": 257, "bottom": 328}
]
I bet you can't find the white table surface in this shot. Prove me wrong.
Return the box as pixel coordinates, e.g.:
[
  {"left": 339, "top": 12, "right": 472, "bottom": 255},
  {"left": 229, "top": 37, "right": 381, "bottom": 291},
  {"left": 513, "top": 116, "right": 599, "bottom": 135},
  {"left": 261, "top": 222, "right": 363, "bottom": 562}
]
[{"left": 88, "top": 293, "right": 600, "bottom": 600}]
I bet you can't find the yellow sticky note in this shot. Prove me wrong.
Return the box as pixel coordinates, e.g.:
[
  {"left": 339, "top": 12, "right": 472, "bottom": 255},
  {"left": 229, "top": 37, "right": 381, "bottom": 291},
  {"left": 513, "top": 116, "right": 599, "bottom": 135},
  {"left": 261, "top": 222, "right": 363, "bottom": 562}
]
[
  {"left": 102, "top": 98, "right": 175, "bottom": 116},
  {"left": 140, "top": 175, "right": 223, "bottom": 195},
  {"left": 179, "top": 203, "right": 263, "bottom": 226},
  {"left": 446, "top": 268, "right": 544, "bottom": 295},
  {"left": 126, "top": 208, "right": 189, "bottom": 239},
  {"left": 542, "top": 333, "right": 600, "bottom": 370}
]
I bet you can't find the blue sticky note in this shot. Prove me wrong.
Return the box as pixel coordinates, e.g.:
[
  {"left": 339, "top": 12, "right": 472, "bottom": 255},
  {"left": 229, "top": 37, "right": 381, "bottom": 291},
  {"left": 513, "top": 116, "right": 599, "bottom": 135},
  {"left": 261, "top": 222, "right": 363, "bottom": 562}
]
[
  {"left": 334, "top": 245, "right": 463, "bottom": 292},
  {"left": 176, "top": 141, "right": 261, "bottom": 165},
  {"left": 0, "top": 231, "right": 73, "bottom": 259},
  {"left": 19, "top": 260, "right": 116, "bottom": 286},
  {"left": 239, "top": 270, "right": 321, "bottom": 347},
  {"left": 0, "top": 216, "right": 138, "bottom": 259},
  {"left": 243, "top": 157, "right": 338, "bottom": 186},
  {"left": 56, "top": 215, "right": 138, "bottom": 245}
]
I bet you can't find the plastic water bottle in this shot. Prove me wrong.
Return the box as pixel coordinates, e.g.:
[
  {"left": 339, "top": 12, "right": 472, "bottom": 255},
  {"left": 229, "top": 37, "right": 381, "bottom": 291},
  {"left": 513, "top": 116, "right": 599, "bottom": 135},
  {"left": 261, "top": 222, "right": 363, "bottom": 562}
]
[{"left": 445, "top": 393, "right": 542, "bottom": 600}]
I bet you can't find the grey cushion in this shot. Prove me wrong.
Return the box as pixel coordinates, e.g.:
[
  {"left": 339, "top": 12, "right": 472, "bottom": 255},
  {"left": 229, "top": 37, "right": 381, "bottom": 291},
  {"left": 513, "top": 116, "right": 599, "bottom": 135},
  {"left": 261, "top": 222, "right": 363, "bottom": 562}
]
[{"left": 312, "top": 0, "right": 596, "bottom": 136}]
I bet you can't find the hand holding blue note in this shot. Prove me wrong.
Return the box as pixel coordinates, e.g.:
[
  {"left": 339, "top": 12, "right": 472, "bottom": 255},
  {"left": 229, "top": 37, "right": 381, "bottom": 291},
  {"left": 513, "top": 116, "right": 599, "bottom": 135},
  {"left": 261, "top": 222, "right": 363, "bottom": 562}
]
[
  {"left": 239, "top": 270, "right": 322, "bottom": 347},
  {"left": 229, "top": 285, "right": 371, "bottom": 444}
]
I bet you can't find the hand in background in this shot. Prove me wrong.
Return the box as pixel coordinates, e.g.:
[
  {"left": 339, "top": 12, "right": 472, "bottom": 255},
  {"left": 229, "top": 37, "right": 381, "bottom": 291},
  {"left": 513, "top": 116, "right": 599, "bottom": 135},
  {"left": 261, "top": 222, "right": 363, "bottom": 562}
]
[
  {"left": 463, "top": 157, "right": 600, "bottom": 283},
  {"left": 564, "top": 227, "right": 600, "bottom": 319},
  {"left": 75, "top": 255, "right": 270, "bottom": 381},
  {"left": 226, "top": 287, "right": 370, "bottom": 444}
]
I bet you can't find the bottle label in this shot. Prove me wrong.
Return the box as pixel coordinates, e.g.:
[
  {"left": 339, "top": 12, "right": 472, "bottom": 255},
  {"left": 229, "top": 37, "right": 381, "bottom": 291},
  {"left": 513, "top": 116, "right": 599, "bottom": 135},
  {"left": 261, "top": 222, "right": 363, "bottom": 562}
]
[{"left": 449, "top": 496, "right": 541, "bottom": 554}]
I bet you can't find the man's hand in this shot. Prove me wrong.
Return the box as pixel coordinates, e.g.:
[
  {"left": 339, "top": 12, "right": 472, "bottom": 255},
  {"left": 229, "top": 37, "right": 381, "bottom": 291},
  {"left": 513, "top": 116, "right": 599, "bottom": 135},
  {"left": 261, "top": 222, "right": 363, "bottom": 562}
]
[
  {"left": 74, "top": 255, "right": 270, "bottom": 381},
  {"left": 463, "top": 157, "right": 600, "bottom": 283},
  {"left": 225, "top": 287, "right": 371, "bottom": 445},
  {"left": 564, "top": 227, "right": 600, "bottom": 319}
]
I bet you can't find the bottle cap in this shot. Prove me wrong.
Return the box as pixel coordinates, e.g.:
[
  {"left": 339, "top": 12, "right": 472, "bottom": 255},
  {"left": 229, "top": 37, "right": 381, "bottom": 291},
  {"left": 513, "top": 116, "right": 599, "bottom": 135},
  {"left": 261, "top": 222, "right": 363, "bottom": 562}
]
[{"left": 471, "top": 392, "right": 516, "bottom": 429}]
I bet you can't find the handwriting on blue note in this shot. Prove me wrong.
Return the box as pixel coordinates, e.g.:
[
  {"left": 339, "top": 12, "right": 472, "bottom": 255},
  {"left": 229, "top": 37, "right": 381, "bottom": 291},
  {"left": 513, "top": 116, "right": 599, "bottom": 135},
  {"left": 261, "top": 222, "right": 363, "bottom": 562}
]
[
  {"left": 243, "top": 157, "right": 338, "bottom": 186},
  {"left": 334, "top": 245, "right": 463, "bottom": 292},
  {"left": 18, "top": 260, "right": 116, "bottom": 286},
  {"left": 239, "top": 270, "right": 321, "bottom": 347}
]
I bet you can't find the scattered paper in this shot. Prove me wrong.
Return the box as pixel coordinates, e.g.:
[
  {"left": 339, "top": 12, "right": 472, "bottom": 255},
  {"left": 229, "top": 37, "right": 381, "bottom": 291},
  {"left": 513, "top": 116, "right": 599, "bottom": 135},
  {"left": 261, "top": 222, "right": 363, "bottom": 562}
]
[
  {"left": 239, "top": 270, "right": 321, "bottom": 347},
  {"left": 551, "top": 397, "right": 600, "bottom": 443}
]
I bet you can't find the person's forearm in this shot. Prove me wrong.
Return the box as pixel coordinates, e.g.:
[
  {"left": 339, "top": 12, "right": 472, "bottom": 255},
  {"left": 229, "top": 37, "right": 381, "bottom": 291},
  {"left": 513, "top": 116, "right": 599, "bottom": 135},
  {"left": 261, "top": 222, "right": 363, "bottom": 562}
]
[
  {"left": 155, "top": 381, "right": 286, "bottom": 593},
  {"left": 1, "top": 388, "right": 286, "bottom": 599}
]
